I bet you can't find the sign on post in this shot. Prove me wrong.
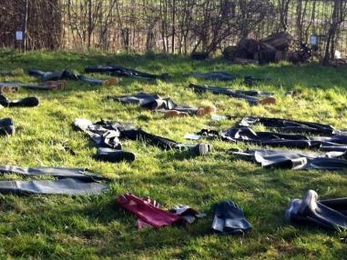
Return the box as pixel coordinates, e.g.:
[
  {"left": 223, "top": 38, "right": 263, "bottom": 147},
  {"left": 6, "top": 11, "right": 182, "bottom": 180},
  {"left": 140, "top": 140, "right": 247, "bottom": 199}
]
[
  {"left": 16, "top": 31, "right": 23, "bottom": 41},
  {"left": 310, "top": 35, "right": 318, "bottom": 45}
]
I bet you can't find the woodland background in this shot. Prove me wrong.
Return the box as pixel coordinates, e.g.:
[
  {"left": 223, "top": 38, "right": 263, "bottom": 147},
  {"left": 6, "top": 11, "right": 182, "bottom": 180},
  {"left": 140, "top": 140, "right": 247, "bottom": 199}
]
[{"left": 1, "top": 0, "right": 347, "bottom": 61}]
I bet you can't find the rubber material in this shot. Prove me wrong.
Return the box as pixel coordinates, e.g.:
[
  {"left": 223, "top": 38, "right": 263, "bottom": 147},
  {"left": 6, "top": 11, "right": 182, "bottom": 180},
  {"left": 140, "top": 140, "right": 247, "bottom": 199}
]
[
  {"left": 84, "top": 65, "right": 170, "bottom": 81},
  {"left": 0, "top": 165, "right": 109, "bottom": 181},
  {"left": 74, "top": 118, "right": 212, "bottom": 162},
  {"left": 239, "top": 116, "right": 335, "bottom": 135},
  {"left": 0, "top": 178, "right": 108, "bottom": 195},
  {"left": 107, "top": 92, "right": 202, "bottom": 115},
  {"left": 0, "top": 117, "right": 15, "bottom": 135},
  {"left": 212, "top": 200, "right": 252, "bottom": 234},
  {"left": 218, "top": 126, "right": 347, "bottom": 150},
  {"left": 117, "top": 193, "right": 186, "bottom": 228},
  {"left": 188, "top": 83, "right": 275, "bottom": 105},
  {"left": 0, "top": 95, "right": 39, "bottom": 107},
  {"left": 233, "top": 148, "right": 347, "bottom": 170},
  {"left": 285, "top": 190, "right": 347, "bottom": 230},
  {"left": 95, "top": 147, "right": 136, "bottom": 163},
  {"left": 28, "top": 69, "right": 117, "bottom": 85}
]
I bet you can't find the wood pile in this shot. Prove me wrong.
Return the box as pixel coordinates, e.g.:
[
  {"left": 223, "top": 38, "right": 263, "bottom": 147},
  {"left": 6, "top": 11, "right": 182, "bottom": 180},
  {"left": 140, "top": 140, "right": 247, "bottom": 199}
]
[{"left": 223, "top": 32, "right": 310, "bottom": 65}]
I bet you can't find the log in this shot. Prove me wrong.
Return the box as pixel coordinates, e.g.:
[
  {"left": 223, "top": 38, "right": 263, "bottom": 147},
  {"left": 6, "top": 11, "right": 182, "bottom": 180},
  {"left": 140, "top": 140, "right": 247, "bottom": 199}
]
[
  {"left": 238, "top": 38, "right": 260, "bottom": 54},
  {"left": 260, "top": 32, "right": 294, "bottom": 51}
]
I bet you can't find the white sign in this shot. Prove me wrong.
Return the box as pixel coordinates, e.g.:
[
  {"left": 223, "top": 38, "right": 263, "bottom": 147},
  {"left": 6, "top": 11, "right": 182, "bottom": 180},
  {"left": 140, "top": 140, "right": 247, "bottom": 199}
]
[
  {"left": 16, "top": 31, "right": 23, "bottom": 41},
  {"left": 310, "top": 35, "right": 318, "bottom": 45}
]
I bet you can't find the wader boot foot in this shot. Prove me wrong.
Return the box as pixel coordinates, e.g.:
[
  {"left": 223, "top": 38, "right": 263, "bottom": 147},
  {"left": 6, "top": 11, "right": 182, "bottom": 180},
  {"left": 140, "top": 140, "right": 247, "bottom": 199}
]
[
  {"left": 103, "top": 77, "right": 120, "bottom": 86},
  {"left": 196, "top": 106, "right": 216, "bottom": 116},
  {"left": 259, "top": 97, "right": 276, "bottom": 105},
  {"left": 164, "top": 110, "right": 189, "bottom": 119},
  {"left": 95, "top": 148, "right": 135, "bottom": 163}
]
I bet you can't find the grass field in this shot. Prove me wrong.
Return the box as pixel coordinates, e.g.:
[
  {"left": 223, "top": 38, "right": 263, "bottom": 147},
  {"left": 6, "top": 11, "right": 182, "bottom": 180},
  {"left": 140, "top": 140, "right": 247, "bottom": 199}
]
[{"left": 0, "top": 49, "right": 347, "bottom": 259}]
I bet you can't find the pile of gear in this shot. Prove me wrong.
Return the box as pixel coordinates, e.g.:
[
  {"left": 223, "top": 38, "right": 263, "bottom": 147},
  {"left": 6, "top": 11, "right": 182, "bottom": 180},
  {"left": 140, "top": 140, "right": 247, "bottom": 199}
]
[{"left": 223, "top": 32, "right": 313, "bottom": 65}]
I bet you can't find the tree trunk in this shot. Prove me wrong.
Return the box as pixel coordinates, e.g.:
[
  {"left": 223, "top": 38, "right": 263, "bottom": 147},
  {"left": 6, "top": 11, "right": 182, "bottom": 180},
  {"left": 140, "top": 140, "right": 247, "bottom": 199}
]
[
  {"left": 323, "top": 0, "right": 344, "bottom": 65},
  {"left": 23, "top": 0, "right": 29, "bottom": 51},
  {"left": 171, "top": 0, "right": 176, "bottom": 54}
]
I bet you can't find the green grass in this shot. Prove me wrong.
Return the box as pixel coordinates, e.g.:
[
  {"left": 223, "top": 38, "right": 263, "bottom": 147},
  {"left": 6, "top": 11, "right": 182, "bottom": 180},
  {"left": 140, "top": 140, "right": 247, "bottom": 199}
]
[{"left": 0, "top": 49, "right": 347, "bottom": 259}]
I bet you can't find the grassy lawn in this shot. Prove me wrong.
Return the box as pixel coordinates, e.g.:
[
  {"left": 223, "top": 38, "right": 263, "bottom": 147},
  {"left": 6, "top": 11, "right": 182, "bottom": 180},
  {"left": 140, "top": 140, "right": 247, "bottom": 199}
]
[{"left": 0, "top": 49, "right": 347, "bottom": 259}]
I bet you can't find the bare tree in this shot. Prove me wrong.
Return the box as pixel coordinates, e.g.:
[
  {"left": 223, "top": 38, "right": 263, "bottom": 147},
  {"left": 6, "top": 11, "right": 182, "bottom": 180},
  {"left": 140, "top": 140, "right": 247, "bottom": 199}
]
[
  {"left": 175, "top": 0, "right": 196, "bottom": 54},
  {"left": 190, "top": 0, "right": 274, "bottom": 55},
  {"left": 277, "top": 0, "right": 291, "bottom": 32},
  {"left": 159, "top": 0, "right": 170, "bottom": 52},
  {"left": 323, "top": 0, "right": 347, "bottom": 65}
]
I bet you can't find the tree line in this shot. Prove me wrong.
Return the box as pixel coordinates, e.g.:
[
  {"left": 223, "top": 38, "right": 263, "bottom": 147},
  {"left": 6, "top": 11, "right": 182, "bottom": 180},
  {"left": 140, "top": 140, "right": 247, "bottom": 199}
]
[{"left": 0, "top": 0, "right": 346, "bottom": 62}]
